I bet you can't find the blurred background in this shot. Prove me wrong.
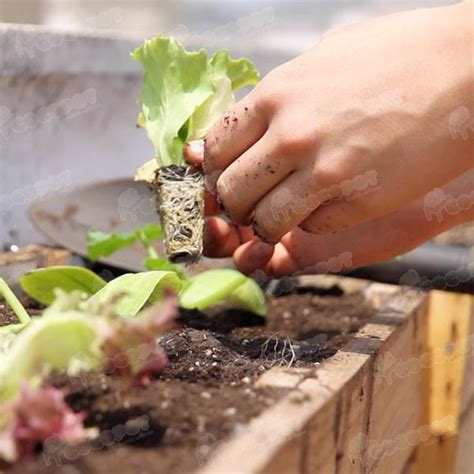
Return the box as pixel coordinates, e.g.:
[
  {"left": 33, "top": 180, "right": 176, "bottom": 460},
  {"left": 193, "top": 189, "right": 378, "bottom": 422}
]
[
  {"left": 0, "top": 0, "right": 458, "bottom": 61},
  {"left": 0, "top": 0, "right": 461, "bottom": 249}
]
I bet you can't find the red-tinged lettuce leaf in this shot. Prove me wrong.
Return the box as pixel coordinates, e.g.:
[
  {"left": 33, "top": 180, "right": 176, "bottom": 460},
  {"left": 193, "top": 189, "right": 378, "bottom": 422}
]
[
  {"left": 100, "top": 291, "right": 179, "bottom": 386},
  {"left": 0, "top": 290, "right": 179, "bottom": 405},
  {"left": 0, "top": 384, "right": 86, "bottom": 463}
]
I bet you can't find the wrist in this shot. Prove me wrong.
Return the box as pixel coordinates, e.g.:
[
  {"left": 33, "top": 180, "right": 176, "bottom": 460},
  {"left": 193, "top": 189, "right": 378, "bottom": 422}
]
[{"left": 435, "top": 2, "right": 474, "bottom": 173}]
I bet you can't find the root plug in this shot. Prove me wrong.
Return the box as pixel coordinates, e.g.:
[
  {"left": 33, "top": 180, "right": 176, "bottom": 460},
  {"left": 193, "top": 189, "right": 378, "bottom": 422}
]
[{"left": 156, "top": 165, "right": 205, "bottom": 263}]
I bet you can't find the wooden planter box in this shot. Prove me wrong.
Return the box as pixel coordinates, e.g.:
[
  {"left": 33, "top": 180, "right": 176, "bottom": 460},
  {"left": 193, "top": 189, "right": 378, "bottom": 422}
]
[
  {"left": 1, "top": 250, "right": 471, "bottom": 473},
  {"left": 198, "top": 277, "right": 473, "bottom": 474}
]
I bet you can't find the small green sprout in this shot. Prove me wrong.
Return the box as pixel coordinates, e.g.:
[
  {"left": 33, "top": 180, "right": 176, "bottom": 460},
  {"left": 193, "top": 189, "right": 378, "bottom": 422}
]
[{"left": 0, "top": 278, "right": 30, "bottom": 334}]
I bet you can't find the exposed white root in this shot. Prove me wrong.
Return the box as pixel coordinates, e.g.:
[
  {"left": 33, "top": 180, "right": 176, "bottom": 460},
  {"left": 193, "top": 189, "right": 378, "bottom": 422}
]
[
  {"left": 261, "top": 334, "right": 296, "bottom": 368},
  {"left": 157, "top": 166, "right": 205, "bottom": 263}
]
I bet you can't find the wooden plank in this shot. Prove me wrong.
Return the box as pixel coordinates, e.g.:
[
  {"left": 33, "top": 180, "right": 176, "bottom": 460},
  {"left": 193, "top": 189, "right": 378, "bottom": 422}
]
[
  {"left": 456, "top": 295, "right": 474, "bottom": 474},
  {"left": 200, "top": 284, "right": 427, "bottom": 474},
  {"left": 307, "top": 356, "right": 373, "bottom": 474},
  {"left": 413, "top": 434, "right": 459, "bottom": 474},
  {"left": 413, "top": 291, "right": 473, "bottom": 474},
  {"left": 366, "top": 294, "right": 427, "bottom": 474},
  {"left": 456, "top": 405, "right": 474, "bottom": 474},
  {"left": 427, "top": 292, "right": 472, "bottom": 434},
  {"left": 459, "top": 297, "right": 474, "bottom": 416}
]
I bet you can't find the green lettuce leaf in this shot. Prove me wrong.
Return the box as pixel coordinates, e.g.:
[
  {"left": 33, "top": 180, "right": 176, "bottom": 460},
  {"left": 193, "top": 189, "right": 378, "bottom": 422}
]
[
  {"left": 209, "top": 50, "right": 260, "bottom": 91},
  {"left": 132, "top": 36, "right": 259, "bottom": 166},
  {"left": 87, "top": 223, "right": 164, "bottom": 261},
  {"left": 0, "top": 312, "right": 101, "bottom": 401},
  {"left": 186, "top": 76, "right": 235, "bottom": 141},
  {"left": 0, "top": 290, "right": 179, "bottom": 402},
  {"left": 88, "top": 271, "right": 182, "bottom": 317},
  {"left": 187, "top": 51, "right": 259, "bottom": 141},
  {"left": 19, "top": 266, "right": 107, "bottom": 305},
  {"left": 180, "top": 269, "right": 266, "bottom": 316},
  {"left": 132, "top": 37, "right": 214, "bottom": 166},
  {"left": 143, "top": 257, "right": 188, "bottom": 281}
]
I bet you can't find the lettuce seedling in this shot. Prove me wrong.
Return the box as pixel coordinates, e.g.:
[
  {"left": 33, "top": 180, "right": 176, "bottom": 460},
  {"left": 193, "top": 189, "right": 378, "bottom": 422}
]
[
  {"left": 87, "top": 224, "right": 187, "bottom": 280},
  {"left": 21, "top": 265, "right": 266, "bottom": 318},
  {"left": 0, "top": 290, "right": 178, "bottom": 463},
  {"left": 19, "top": 223, "right": 267, "bottom": 318},
  {"left": 132, "top": 36, "right": 258, "bottom": 262},
  {"left": 87, "top": 223, "right": 163, "bottom": 261},
  {"left": 180, "top": 269, "right": 266, "bottom": 317},
  {"left": 0, "top": 290, "right": 178, "bottom": 402},
  {"left": 88, "top": 271, "right": 182, "bottom": 317},
  {"left": 86, "top": 268, "right": 266, "bottom": 317},
  {"left": 19, "top": 266, "right": 107, "bottom": 305}
]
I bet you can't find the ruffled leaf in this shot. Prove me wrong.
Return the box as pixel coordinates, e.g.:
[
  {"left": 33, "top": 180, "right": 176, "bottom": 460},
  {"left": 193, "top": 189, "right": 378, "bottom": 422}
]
[
  {"left": 132, "top": 36, "right": 259, "bottom": 166},
  {"left": 0, "top": 384, "right": 86, "bottom": 463}
]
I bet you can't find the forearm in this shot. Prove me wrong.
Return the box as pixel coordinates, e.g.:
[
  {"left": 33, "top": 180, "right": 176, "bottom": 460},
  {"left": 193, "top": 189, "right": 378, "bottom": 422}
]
[
  {"left": 440, "top": 1, "right": 474, "bottom": 172},
  {"left": 396, "top": 1, "right": 473, "bottom": 184}
]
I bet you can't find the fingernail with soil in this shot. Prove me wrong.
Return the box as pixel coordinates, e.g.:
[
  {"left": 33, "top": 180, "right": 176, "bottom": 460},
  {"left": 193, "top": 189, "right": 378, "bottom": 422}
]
[
  {"left": 245, "top": 241, "right": 274, "bottom": 270},
  {"left": 251, "top": 218, "right": 271, "bottom": 244}
]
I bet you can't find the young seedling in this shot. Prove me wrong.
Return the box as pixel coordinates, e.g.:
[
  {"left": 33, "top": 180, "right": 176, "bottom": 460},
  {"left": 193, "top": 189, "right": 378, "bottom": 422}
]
[
  {"left": 93, "top": 226, "right": 268, "bottom": 316},
  {"left": 0, "top": 277, "right": 30, "bottom": 334},
  {"left": 132, "top": 36, "right": 259, "bottom": 263},
  {"left": 21, "top": 264, "right": 266, "bottom": 319},
  {"left": 87, "top": 223, "right": 187, "bottom": 279},
  {"left": 179, "top": 269, "right": 266, "bottom": 317},
  {"left": 87, "top": 223, "right": 163, "bottom": 262},
  {"left": 19, "top": 224, "right": 267, "bottom": 319},
  {"left": 0, "top": 290, "right": 178, "bottom": 463},
  {"left": 19, "top": 266, "right": 106, "bottom": 305}
]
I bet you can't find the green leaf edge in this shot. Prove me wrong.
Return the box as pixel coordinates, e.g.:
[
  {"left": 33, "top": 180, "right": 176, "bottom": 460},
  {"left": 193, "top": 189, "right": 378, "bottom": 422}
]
[{"left": 19, "top": 266, "right": 107, "bottom": 305}]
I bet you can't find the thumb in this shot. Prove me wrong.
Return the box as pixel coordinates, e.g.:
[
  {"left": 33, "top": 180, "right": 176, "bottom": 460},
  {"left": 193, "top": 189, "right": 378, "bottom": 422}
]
[{"left": 184, "top": 139, "right": 205, "bottom": 167}]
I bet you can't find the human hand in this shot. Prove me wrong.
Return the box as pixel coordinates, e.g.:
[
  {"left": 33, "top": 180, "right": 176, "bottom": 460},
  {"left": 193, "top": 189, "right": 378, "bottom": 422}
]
[
  {"left": 188, "top": 2, "right": 473, "bottom": 249},
  {"left": 188, "top": 164, "right": 474, "bottom": 278}
]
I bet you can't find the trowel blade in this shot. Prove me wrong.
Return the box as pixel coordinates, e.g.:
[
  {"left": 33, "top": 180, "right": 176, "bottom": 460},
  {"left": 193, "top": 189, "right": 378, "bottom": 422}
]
[{"left": 29, "top": 178, "right": 156, "bottom": 272}]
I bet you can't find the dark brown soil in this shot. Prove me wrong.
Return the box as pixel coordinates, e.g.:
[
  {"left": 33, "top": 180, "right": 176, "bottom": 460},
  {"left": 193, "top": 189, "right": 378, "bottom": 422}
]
[
  {"left": 0, "top": 297, "right": 43, "bottom": 326},
  {"left": 1, "top": 285, "right": 375, "bottom": 474}
]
